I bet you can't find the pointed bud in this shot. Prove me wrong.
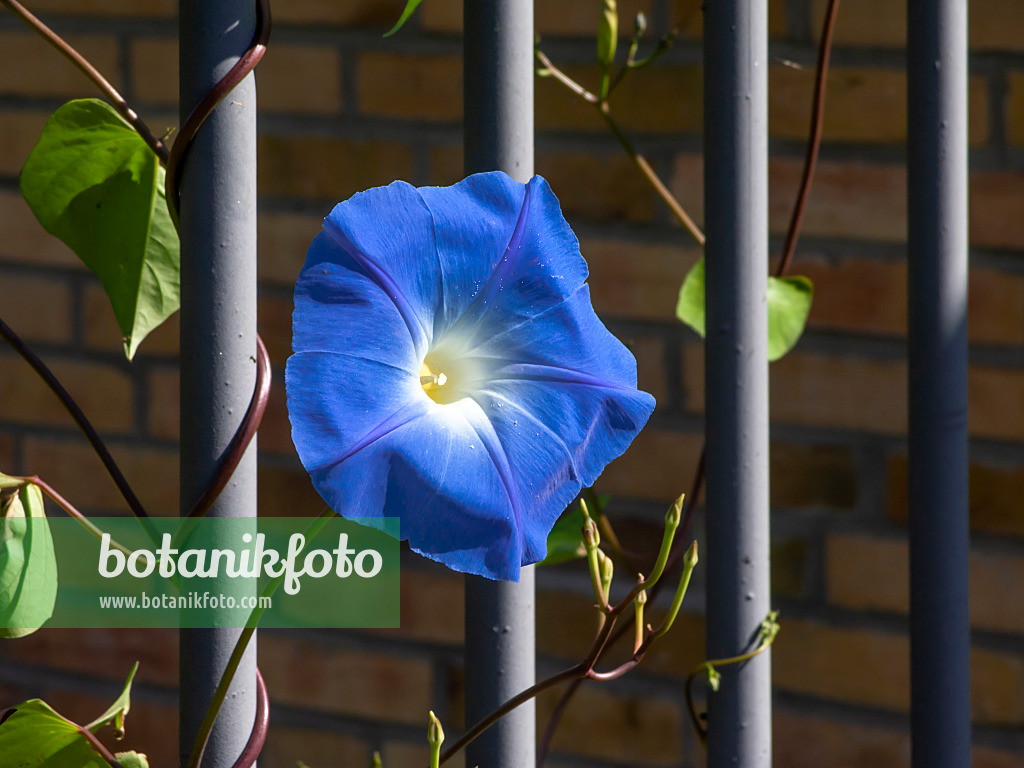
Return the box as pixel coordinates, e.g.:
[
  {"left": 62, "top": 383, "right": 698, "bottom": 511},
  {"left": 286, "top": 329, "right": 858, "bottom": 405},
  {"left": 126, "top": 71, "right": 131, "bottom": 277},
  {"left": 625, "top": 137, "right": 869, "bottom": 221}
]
[
  {"left": 428, "top": 711, "right": 444, "bottom": 748},
  {"left": 666, "top": 493, "right": 684, "bottom": 529},
  {"left": 597, "top": 0, "right": 618, "bottom": 69},
  {"left": 684, "top": 540, "right": 698, "bottom": 568},
  {"left": 371, "top": 751, "right": 383, "bottom": 768}
]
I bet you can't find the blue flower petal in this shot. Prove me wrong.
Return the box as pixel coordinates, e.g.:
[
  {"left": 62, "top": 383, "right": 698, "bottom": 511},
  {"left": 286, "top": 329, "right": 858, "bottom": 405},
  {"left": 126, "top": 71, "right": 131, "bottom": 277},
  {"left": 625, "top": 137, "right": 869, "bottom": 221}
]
[
  {"left": 321, "top": 180, "right": 444, "bottom": 355},
  {"left": 285, "top": 350, "right": 426, "bottom": 473},
  {"left": 292, "top": 233, "right": 419, "bottom": 371},
  {"left": 420, "top": 174, "right": 588, "bottom": 344},
  {"left": 287, "top": 172, "right": 656, "bottom": 581},
  {"left": 307, "top": 402, "right": 527, "bottom": 580}
]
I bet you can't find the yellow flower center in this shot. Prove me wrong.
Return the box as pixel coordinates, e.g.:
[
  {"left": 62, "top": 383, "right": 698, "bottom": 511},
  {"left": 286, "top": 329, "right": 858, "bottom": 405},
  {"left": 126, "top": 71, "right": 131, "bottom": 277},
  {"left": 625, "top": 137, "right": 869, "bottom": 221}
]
[{"left": 420, "top": 350, "right": 466, "bottom": 405}]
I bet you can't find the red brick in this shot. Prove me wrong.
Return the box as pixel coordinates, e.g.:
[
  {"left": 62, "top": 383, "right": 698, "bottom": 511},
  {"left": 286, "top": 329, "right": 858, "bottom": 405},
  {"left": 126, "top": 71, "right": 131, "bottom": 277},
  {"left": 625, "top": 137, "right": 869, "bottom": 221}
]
[
  {"left": 134, "top": 38, "right": 334, "bottom": 116},
  {"left": 969, "top": 365, "right": 1024, "bottom": 441},
  {"left": 596, "top": 427, "right": 703, "bottom": 502},
  {"left": 13, "top": 0, "right": 175, "bottom": 16},
  {"left": 0, "top": 273, "right": 73, "bottom": 343},
  {"left": 422, "top": 0, "right": 652, "bottom": 36},
  {"left": 774, "top": 619, "right": 910, "bottom": 710},
  {"left": 0, "top": 431, "right": 14, "bottom": 469},
  {"left": 1007, "top": 71, "right": 1024, "bottom": 147},
  {"left": 0, "top": 32, "right": 120, "bottom": 98},
  {"left": 674, "top": 0, "right": 787, "bottom": 39},
  {"left": 258, "top": 376, "right": 294, "bottom": 457},
  {"left": 974, "top": 747, "right": 1024, "bottom": 768},
  {"left": 972, "top": 647, "right": 1024, "bottom": 726},
  {"left": 260, "top": 44, "right": 343, "bottom": 114},
  {"left": 684, "top": 346, "right": 907, "bottom": 434},
  {"left": 698, "top": 350, "right": 1024, "bottom": 439},
  {"left": 775, "top": 618, "right": 1024, "bottom": 724},
  {"left": 630, "top": 335, "right": 668, "bottom": 410},
  {"left": 258, "top": 135, "right": 414, "bottom": 200},
  {"left": 273, "top": 0, "right": 398, "bottom": 26},
  {"left": 358, "top": 53, "right": 461, "bottom": 121},
  {"left": 3, "top": 628, "right": 178, "bottom": 686},
  {"left": 129, "top": 38, "right": 176, "bottom": 106},
  {"left": 0, "top": 355, "right": 134, "bottom": 432},
  {"left": 82, "top": 282, "right": 180, "bottom": 357},
  {"left": 537, "top": 151, "right": 657, "bottom": 223},
  {"left": 771, "top": 442, "right": 858, "bottom": 508},
  {"left": 258, "top": 210, "right": 321, "bottom": 286},
  {"left": 769, "top": 66, "right": 988, "bottom": 146},
  {"left": 829, "top": 533, "right": 1024, "bottom": 636},
  {"left": 0, "top": 190, "right": 81, "bottom": 268},
  {"left": 260, "top": 633, "right": 434, "bottom": 725},
  {"left": 258, "top": 462, "right": 330, "bottom": 517},
  {"left": 773, "top": 537, "right": 810, "bottom": 599},
  {"left": 147, "top": 368, "right": 178, "bottom": 440},
  {"left": 774, "top": 709, "right": 909, "bottom": 768},
  {"left": 583, "top": 239, "right": 698, "bottom": 322},
  {"left": 382, "top": 741, "right": 465, "bottom": 768},
  {"left": 968, "top": 0, "right": 1024, "bottom": 51},
  {"left": 537, "top": 683, "right": 683, "bottom": 765},
  {"left": 771, "top": 66, "right": 905, "bottom": 144},
  {"left": 0, "top": 111, "right": 49, "bottom": 177},
  {"left": 888, "top": 455, "right": 1024, "bottom": 539},
  {"left": 373, "top": 567, "right": 464, "bottom": 645},
  {"left": 767, "top": 158, "right": 906, "bottom": 242},
  {"left": 22, "top": 436, "right": 178, "bottom": 516},
  {"left": 970, "top": 170, "right": 1024, "bottom": 250},
  {"left": 257, "top": 293, "right": 293, "bottom": 371},
  {"left": 536, "top": 64, "right": 703, "bottom": 135},
  {"left": 810, "top": 0, "right": 1019, "bottom": 50},
  {"left": 44, "top": 689, "right": 176, "bottom": 760},
  {"left": 794, "top": 255, "right": 1024, "bottom": 345},
  {"left": 670, "top": 155, "right": 908, "bottom": 242},
  {"left": 261, "top": 726, "right": 370, "bottom": 768}
]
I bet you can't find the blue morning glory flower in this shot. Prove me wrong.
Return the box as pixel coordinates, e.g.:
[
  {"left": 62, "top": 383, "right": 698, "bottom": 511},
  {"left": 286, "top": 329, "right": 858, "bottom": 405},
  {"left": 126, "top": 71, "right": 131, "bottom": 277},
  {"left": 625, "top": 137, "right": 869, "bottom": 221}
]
[{"left": 285, "top": 172, "right": 655, "bottom": 581}]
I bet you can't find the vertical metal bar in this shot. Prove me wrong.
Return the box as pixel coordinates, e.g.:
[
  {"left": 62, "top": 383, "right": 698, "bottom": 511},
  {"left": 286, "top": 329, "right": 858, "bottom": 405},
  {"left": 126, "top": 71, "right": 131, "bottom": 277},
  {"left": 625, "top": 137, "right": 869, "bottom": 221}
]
[
  {"left": 907, "top": 1, "right": 971, "bottom": 767},
  {"left": 178, "top": 3, "right": 258, "bottom": 766},
  {"left": 463, "top": 2, "right": 535, "bottom": 768},
  {"left": 702, "top": 0, "right": 772, "bottom": 766}
]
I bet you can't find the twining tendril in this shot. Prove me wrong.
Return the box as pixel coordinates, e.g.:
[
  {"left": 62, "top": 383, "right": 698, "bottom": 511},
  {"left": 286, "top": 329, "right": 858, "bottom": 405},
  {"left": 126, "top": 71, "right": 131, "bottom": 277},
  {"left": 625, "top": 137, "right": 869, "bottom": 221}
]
[{"left": 0, "top": 0, "right": 274, "bottom": 765}]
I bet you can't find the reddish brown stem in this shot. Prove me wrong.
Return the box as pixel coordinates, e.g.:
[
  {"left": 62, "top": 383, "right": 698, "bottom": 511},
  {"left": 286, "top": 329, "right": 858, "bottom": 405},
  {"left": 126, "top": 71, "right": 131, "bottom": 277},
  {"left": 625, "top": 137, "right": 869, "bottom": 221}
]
[
  {"left": 776, "top": 0, "right": 841, "bottom": 278},
  {"left": 0, "top": 317, "right": 153, "bottom": 524},
  {"left": 0, "top": 0, "right": 169, "bottom": 164},
  {"left": 166, "top": 0, "right": 271, "bottom": 225},
  {"left": 186, "top": 336, "right": 272, "bottom": 519}
]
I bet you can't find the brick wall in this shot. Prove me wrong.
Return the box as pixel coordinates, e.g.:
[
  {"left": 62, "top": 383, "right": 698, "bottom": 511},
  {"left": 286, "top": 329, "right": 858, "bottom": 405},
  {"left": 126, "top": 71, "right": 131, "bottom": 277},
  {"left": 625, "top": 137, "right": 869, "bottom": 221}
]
[{"left": 1, "top": 1, "right": 1022, "bottom": 766}]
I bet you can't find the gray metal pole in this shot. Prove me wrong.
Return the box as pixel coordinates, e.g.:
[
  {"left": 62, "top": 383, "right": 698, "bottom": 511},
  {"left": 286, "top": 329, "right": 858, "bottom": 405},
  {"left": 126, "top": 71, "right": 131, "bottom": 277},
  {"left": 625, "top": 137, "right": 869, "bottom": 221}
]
[
  {"left": 178, "top": 2, "right": 259, "bottom": 766},
  {"left": 702, "top": 0, "right": 772, "bottom": 766},
  {"left": 463, "top": 2, "right": 535, "bottom": 767},
  {"left": 907, "top": 2, "right": 971, "bottom": 767}
]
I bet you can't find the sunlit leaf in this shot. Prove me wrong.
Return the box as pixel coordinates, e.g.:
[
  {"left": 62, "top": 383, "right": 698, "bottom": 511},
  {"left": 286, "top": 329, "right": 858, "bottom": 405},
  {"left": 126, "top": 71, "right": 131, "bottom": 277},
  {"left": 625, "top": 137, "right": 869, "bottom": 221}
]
[
  {"left": 86, "top": 661, "right": 139, "bottom": 738},
  {"left": 766, "top": 276, "right": 813, "bottom": 361},
  {"left": 0, "top": 474, "right": 56, "bottom": 638},
  {"left": 0, "top": 699, "right": 109, "bottom": 768},
  {"left": 675, "top": 257, "right": 814, "bottom": 361},
  {"left": 20, "top": 98, "right": 179, "bottom": 360}
]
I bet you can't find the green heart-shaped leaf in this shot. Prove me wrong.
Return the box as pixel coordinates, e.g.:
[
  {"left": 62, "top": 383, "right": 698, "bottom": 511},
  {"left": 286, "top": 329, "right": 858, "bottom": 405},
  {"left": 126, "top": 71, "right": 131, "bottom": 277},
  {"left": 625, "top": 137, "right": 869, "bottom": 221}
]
[
  {"left": 675, "top": 257, "right": 814, "bottom": 361},
  {"left": 0, "top": 699, "right": 110, "bottom": 767},
  {"left": 20, "top": 98, "right": 179, "bottom": 360},
  {"left": 0, "top": 475, "right": 57, "bottom": 638}
]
